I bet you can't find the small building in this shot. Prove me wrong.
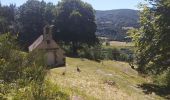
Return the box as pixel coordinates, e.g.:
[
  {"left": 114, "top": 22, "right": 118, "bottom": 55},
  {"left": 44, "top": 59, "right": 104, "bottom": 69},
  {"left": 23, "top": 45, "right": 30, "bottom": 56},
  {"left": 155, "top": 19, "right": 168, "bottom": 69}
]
[{"left": 28, "top": 25, "right": 65, "bottom": 67}]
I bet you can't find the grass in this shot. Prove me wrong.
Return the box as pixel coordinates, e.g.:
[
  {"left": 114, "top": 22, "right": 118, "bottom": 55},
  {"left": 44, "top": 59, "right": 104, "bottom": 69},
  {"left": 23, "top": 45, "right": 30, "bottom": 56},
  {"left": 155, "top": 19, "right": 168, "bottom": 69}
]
[
  {"left": 46, "top": 57, "right": 164, "bottom": 100},
  {"left": 102, "top": 41, "right": 135, "bottom": 51},
  {"left": 109, "top": 41, "right": 134, "bottom": 47}
]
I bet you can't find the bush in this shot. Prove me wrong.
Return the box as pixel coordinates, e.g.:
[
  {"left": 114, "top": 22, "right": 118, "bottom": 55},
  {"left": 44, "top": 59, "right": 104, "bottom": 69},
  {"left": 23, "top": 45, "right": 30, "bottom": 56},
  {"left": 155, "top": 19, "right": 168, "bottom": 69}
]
[
  {"left": 78, "top": 45, "right": 103, "bottom": 61},
  {"left": 153, "top": 70, "right": 170, "bottom": 88},
  {"left": 21, "top": 50, "right": 47, "bottom": 83},
  {"left": 0, "top": 33, "right": 24, "bottom": 82},
  {"left": 0, "top": 33, "right": 47, "bottom": 82},
  {"left": 166, "top": 71, "right": 170, "bottom": 87},
  {"left": 0, "top": 47, "right": 46, "bottom": 83},
  {"left": 0, "top": 33, "right": 68, "bottom": 99},
  {"left": 13, "top": 81, "right": 69, "bottom": 100},
  {"left": 0, "top": 80, "right": 69, "bottom": 100},
  {"left": 105, "top": 48, "right": 120, "bottom": 60},
  {"left": 106, "top": 42, "right": 110, "bottom": 46},
  {"left": 101, "top": 48, "right": 133, "bottom": 62},
  {"left": 162, "top": 70, "right": 170, "bottom": 88},
  {"left": 77, "top": 44, "right": 134, "bottom": 62}
]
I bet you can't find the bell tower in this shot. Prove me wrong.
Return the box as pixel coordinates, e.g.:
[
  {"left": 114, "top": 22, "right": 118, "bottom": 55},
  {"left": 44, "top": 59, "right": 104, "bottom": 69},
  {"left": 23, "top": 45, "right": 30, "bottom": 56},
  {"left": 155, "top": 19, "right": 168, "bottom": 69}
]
[{"left": 43, "top": 25, "right": 53, "bottom": 40}]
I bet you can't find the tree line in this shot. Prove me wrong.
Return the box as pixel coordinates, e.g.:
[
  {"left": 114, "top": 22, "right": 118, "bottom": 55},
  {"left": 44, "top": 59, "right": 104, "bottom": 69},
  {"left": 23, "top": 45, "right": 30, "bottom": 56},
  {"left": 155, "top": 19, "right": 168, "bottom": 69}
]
[{"left": 0, "top": 0, "right": 98, "bottom": 55}]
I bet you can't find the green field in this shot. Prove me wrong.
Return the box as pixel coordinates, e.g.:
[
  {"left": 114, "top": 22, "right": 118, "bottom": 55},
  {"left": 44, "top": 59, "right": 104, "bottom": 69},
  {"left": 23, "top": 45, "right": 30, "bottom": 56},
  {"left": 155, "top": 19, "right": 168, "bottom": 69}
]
[{"left": 47, "top": 57, "right": 163, "bottom": 100}]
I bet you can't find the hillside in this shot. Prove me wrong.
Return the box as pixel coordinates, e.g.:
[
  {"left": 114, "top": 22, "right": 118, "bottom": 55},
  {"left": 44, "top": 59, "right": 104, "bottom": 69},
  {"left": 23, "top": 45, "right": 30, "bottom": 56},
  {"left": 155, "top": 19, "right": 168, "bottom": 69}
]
[
  {"left": 95, "top": 9, "right": 139, "bottom": 41},
  {"left": 47, "top": 57, "right": 163, "bottom": 100}
]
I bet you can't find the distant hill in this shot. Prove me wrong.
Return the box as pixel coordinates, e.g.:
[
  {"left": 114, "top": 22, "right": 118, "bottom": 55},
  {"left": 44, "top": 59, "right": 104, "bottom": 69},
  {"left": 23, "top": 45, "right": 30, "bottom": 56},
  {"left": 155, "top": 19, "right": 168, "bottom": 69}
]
[{"left": 95, "top": 9, "right": 139, "bottom": 41}]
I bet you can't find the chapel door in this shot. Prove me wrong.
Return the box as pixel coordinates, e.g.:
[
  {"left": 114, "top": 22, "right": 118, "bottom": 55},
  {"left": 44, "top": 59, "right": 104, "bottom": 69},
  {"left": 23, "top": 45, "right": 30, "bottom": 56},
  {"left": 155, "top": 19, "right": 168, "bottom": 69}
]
[{"left": 46, "top": 51, "right": 55, "bottom": 66}]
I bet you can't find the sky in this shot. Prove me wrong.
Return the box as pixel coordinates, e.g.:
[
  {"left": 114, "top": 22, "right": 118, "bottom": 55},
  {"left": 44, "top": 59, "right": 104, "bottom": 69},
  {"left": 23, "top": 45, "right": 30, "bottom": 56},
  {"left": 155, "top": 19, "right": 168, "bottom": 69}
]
[{"left": 0, "top": 0, "right": 145, "bottom": 10}]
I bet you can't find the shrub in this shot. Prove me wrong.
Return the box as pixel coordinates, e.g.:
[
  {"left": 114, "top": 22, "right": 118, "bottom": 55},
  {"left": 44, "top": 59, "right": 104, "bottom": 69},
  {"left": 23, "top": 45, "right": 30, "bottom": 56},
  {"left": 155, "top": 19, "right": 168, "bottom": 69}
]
[
  {"left": 166, "top": 71, "right": 170, "bottom": 87},
  {"left": 106, "top": 48, "right": 120, "bottom": 60},
  {"left": 13, "top": 81, "right": 69, "bottom": 100},
  {"left": 21, "top": 50, "right": 47, "bottom": 83},
  {"left": 0, "top": 35, "right": 46, "bottom": 82},
  {"left": 101, "top": 48, "right": 133, "bottom": 62},
  {"left": 0, "top": 80, "right": 69, "bottom": 100},
  {"left": 106, "top": 41, "right": 110, "bottom": 46},
  {"left": 153, "top": 70, "right": 170, "bottom": 88},
  {"left": 0, "top": 33, "right": 24, "bottom": 82},
  {"left": 78, "top": 45, "right": 103, "bottom": 61},
  {"left": 77, "top": 44, "right": 134, "bottom": 62}
]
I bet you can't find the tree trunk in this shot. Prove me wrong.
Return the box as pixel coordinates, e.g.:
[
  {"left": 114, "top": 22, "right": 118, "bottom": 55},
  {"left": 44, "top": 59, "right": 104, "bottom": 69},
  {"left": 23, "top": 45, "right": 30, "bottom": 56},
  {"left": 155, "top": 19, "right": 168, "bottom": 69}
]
[{"left": 72, "top": 42, "right": 78, "bottom": 56}]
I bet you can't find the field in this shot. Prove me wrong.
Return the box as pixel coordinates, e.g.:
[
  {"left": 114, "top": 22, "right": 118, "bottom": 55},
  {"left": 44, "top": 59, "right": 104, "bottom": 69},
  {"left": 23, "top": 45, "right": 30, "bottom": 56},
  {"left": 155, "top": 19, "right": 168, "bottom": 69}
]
[
  {"left": 109, "top": 41, "right": 133, "bottom": 47},
  {"left": 102, "top": 41, "right": 134, "bottom": 50},
  {"left": 47, "top": 57, "right": 163, "bottom": 100}
]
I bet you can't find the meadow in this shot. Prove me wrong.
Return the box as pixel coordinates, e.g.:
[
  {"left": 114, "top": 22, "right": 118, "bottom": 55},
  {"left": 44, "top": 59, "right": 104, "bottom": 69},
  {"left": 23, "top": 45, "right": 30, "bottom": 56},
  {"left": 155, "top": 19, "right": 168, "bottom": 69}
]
[{"left": 47, "top": 57, "right": 163, "bottom": 100}]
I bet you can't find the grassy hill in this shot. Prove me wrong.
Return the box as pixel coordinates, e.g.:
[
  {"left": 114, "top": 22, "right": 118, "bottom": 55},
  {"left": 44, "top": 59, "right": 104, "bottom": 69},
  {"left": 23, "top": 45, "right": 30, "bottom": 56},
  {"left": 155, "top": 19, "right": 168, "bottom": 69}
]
[
  {"left": 95, "top": 9, "right": 139, "bottom": 41},
  {"left": 47, "top": 57, "right": 163, "bottom": 100}
]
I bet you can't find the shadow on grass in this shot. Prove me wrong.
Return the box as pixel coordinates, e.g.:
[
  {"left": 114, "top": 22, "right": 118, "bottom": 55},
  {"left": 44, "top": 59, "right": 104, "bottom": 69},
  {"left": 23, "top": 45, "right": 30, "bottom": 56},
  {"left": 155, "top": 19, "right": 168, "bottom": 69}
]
[
  {"left": 55, "top": 91, "right": 70, "bottom": 100},
  {"left": 138, "top": 83, "right": 170, "bottom": 99}
]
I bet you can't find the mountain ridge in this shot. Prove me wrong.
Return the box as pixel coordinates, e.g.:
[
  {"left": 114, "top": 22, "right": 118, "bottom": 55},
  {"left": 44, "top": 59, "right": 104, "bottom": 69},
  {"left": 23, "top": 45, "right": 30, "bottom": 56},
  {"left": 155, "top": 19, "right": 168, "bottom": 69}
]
[{"left": 95, "top": 9, "right": 139, "bottom": 41}]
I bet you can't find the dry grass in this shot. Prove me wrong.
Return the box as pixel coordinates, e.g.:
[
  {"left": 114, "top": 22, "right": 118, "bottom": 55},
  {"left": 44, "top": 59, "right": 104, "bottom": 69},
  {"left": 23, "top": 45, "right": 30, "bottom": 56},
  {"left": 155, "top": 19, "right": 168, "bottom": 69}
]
[
  {"left": 46, "top": 57, "right": 163, "bottom": 100},
  {"left": 109, "top": 41, "right": 133, "bottom": 47}
]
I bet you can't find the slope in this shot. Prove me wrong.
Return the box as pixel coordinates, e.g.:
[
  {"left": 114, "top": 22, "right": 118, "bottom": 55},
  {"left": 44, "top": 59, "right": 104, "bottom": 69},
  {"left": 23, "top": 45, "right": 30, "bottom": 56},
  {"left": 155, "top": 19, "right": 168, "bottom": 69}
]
[
  {"left": 47, "top": 57, "right": 163, "bottom": 100},
  {"left": 95, "top": 9, "right": 139, "bottom": 41}
]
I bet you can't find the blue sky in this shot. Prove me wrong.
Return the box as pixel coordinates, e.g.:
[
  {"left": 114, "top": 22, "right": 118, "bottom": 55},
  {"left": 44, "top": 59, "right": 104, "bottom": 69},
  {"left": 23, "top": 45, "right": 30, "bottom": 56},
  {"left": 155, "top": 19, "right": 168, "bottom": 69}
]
[{"left": 0, "top": 0, "right": 145, "bottom": 10}]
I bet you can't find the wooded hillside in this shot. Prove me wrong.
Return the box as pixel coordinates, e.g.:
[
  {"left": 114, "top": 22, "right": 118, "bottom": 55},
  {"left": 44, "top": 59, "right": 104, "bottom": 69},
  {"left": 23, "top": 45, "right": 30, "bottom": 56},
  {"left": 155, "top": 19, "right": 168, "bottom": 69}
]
[{"left": 96, "top": 9, "right": 139, "bottom": 41}]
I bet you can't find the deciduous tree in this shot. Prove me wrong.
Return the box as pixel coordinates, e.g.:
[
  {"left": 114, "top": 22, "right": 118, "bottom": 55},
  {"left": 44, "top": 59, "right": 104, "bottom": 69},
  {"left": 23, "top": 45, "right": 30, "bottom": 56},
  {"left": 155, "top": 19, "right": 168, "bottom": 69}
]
[
  {"left": 129, "top": 0, "right": 170, "bottom": 74},
  {"left": 54, "top": 0, "right": 98, "bottom": 55},
  {"left": 18, "top": 0, "right": 55, "bottom": 49}
]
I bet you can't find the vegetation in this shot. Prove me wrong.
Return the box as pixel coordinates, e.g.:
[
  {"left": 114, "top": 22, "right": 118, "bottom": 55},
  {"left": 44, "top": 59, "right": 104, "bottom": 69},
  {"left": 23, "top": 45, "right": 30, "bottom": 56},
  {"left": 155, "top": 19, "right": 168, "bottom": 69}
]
[
  {"left": 0, "top": 0, "right": 98, "bottom": 53},
  {"left": 0, "top": 4, "right": 16, "bottom": 34},
  {"left": 128, "top": 0, "right": 170, "bottom": 90},
  {"left": 48, "top": 57, "right": 163, "bottom": 100},
  {"left": 18, "top": 0, "right": 55, "bottom": 48},
  {"left": 96, "top": 9, "right": 139, "bottom": 41},
  {"left": 54, "top": 0, "right": 98, "bottom": 55},
  {"left": 129, "top": 0, "right": 170, "bottom": 74},
  {"left": 0, "top": 33, "right": 69, "bottom": 99},
  {"left": 1, "top": 0, "right": 170, "bottom": 99}
]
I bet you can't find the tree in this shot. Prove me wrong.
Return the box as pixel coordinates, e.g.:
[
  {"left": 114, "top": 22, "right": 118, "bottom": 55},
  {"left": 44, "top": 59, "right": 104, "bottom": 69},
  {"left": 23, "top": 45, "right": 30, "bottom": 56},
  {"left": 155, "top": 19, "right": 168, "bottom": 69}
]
[
  {"left": 130, "top": 0, "right": 170, "bottom": 74},
  {"left": 54, "top": 0, "right": 98, "bottom": 55},
  {"left": 18, "top": 0, "right": 55, "bottom": 49},
  {"left": 0, "top": 4, "right": 16, "bottom": 34}
]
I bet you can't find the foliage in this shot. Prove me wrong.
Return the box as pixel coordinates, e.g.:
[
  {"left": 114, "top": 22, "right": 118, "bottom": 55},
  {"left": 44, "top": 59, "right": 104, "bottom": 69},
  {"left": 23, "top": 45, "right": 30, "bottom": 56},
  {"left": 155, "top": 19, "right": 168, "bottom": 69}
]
[
  {"left": 152, "top": 69, "right": 170, "bottom": 90},
  {"left": 54, "top": 0, "right": 98, "bottom": 55},
  {"left": 96, "top": 9, "right": 139, "bottom": 41},
  {"left": 12, "top": 81, "right": 69, "bottom": 100},
  {"left": 78, "top": 44, "right": 103, "bottom": 61},
  {"left": 77, "top": 44, "right": 133, "bottom": 62},
  {"left": 129, "top": 0, "right": 170, "bottom": 74},
  {"left": 17, "top": 0, "right": 55, "bottom": 49},
  {"left": 0, "top": 34, "right": 45, "bottom": 83},
  {"left": 0, "top": 80, "right": 69, "bottom": 100},
  {"left": 0, "top": 33, "right": 70, "bottom": 99},
  {"left": 0, "top": 4, "right": 16, "bottom": 34},
  {"left": 166, "top": 71, "right": 170, "bottom": 87},
  {"left": 1, "top": 0, "right": 98, "bottom": 53},
  {"left": 0, "top": 33, "right": 23, "bottom": 82},
  {"left": 0, "top": 0, "right": 98, "bottom": 55}
]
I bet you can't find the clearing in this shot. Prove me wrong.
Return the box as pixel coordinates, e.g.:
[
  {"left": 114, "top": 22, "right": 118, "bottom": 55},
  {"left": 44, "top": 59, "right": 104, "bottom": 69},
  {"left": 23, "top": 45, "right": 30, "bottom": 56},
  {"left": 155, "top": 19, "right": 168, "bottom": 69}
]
[{"left": 109, "top": 41, "right": 133, "bottom": 47}]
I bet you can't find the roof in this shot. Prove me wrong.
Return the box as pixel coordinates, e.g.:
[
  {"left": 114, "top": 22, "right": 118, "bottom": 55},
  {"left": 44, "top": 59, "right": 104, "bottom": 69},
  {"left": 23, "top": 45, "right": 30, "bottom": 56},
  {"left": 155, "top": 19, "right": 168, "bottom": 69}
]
[{"left": 28, "top": 35, "right": 43, "bottom": 52}]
